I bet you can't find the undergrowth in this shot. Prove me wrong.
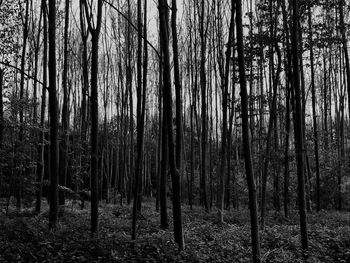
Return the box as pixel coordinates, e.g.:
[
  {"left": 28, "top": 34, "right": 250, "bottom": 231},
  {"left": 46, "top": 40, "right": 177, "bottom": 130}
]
[{"left": 0, "top": 199, "right": 349, "bottom": 262}]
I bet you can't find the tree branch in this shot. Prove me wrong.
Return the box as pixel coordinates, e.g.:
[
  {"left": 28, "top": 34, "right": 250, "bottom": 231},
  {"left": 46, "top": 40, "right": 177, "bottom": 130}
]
[
  {"left": 103, "top": 0, "right": 161, "bottom": 59},
  {"left": 0, "top": 61, "right": 48, "bottom": 90}
]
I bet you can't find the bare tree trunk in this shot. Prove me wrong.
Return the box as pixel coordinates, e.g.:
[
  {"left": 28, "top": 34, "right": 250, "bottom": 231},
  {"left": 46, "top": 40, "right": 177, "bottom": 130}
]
[
  {"left": 35, "top": 0, "right": 47, "bottom": 213},
  {"left": 59, "top": 0, "right": 70, "bottom": 206},
  {"left": 236, "top": 0, "right": 261, "bottom": 261},
  {"left": 48, "top": 0, "right": 59, "bottom": 229},
  {"left": 160, "top": 97, "right": 169, "bottom": 229},
  {"left": 171, "top": 0, "right": 183, "bottom": 172},
  {"left": 218, "top": 0, "right": 234, "bottom": 223},
  {"left": 158, "top": 0, "right": 184, "bottom": 249},
  {"left": 308, "top": 3, "right": 321, "bottom": 212},
  {"left": 132, "top": 0, "right": 147, "bottom": 239},
  {"left": 82, "top": 0, "right": 103, "bottom": 235},
  {"left": 199, "top": 0, "right": 209, "bottom": 211},
  {"left": 17, "top": 0, "right": 30, "bottom": 210},
  {"left": 291, "top": 0, "right": 308, "bottom": 250}
]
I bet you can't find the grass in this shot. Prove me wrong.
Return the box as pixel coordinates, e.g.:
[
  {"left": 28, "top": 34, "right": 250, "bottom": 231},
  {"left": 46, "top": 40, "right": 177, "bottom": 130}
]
[{"left": 0, "top": 198, "right": 349, "bottom": 262}]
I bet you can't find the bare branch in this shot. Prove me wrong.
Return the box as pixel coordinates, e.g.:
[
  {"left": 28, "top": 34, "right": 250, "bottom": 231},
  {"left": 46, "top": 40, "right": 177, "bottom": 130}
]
[{"left": 103, "top": 0, "right": 161, "bottom": 59}]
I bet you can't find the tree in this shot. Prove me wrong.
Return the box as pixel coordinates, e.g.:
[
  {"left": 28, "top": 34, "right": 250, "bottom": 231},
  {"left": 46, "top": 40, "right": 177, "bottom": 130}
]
[
  {"left": 218, "top": 0, "right": 235, "bottom": 224},
  {"left": 235, "top": 0, "right": 261, "bottom": 261},
  {"left": 291, "top": 0, "right": 308, "bottom": 251},
  {"left": 308, "top": 2, "right": 321, "bottom": 212},
  {"left": 132, "top": 0, "right": 147, "bottom": 240},
  {"left": 48, "top": 0, "right": 59, "bottom": 229},
  {"left": 82, "top": 0, "right": 103, "bottom": 235},
  {"left": 158, "top": 0, "right": 185, "bottom": 249},
  {"left": 171, "top": 0, "right": 183, "bottom": 172},
  {"left": 35, "top": 0, "right": 47, "bottom": 213},
  {"left": 199, "top": 0, "right": 209, "bottom": 211},
  {"left": 59, "top": 0, "right": 70, "bottom": 206}
]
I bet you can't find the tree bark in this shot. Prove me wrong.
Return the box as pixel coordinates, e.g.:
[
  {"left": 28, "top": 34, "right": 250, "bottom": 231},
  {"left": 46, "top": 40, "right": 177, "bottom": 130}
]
[
  {"left": 83, "top": 0, "right": 103, "bottom": 235},
  {"left": 48, "top": 0, "right": 59, "bottom": 229},
  {"left": 236, "top": 0, "right": 261, "bottom": 262},
  {"left": 199, "top": 0, "right": 209, "bottom": 211},
  {"left": 308, "top": 3, "right": 321, "bottom": 212},
  {"left": 35, "top": 0, "right": 47, "bottom": 213},
  {"left": 291, "top": 0, "right": 308, "bottom": 250},
  {"left": 171, "top": 0, "right": 183, "bottom": 172},
  {"left": 59, "top": 0, "right": 70, "bottom": 206},
  {"left": 158, "top": 0, "right": 185, "bottom": 249}
]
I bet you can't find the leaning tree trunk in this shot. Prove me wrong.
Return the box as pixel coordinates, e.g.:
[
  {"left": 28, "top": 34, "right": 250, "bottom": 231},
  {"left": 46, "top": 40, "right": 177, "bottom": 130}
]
[{"left": 236, "top": 0, "right": 261, "bottom": 262}]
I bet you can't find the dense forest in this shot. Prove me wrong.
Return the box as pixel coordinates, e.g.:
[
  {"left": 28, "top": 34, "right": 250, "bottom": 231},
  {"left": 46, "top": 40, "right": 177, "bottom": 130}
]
[{"left": 0, "top": 0, "right": 349, "bottom": 262}]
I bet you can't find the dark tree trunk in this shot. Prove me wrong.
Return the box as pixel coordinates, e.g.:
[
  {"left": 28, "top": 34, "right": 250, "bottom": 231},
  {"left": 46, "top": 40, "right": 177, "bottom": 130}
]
[
  {"left": 59, "top": 0, "right": 70, "bottom": 206},
  {"left": 236, "top": 0, "right": 261, "bottom": 262},
  {"left": 291, "top": 0, "right": 308, "bottom": 250},
  {"left": 171, "top": 0, "right": 183, "bottom": 172},
  {"left": 218, "top": 1, "right": 234, "bottom": 223},
  {"left": 0, "top": 68, "right": 3, "bottom": 154},
  {"left": 308, "top": 3, "right": 321, "bottom": 212},
  {"left": 132, "top": 0, "right": 147, "bottom": 239},
  {"left": 158, "top": 0, "right": 185, "bottom": 249},
  {"left": 35, "top": 0, "right": 47, "bottom": 213},
  {"left": 160, "top": 100, "right": 169, "bottom": 229},
  {"left": 48, "top": 0, "right": 59, "bottom": 229},
  {"left": 83, "top": 0, "right": 103, "bottom": 235},
  {"left": 17, "top": 0, "right": 30, "bottom": 210},
  {"left": 199, "top": 0, "right": 209, "bottom": 211}
]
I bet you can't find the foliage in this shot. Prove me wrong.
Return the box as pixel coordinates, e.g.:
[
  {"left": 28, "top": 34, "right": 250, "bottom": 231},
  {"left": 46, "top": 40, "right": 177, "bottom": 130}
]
[{"left": 0, "top": 199, "right": 349, "bottom": 262}]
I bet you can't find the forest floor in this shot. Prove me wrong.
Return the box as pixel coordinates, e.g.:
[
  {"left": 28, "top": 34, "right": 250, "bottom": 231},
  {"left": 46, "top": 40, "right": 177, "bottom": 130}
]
[{"left": 0, "top": 198, "right": 349, "bottom": 262}]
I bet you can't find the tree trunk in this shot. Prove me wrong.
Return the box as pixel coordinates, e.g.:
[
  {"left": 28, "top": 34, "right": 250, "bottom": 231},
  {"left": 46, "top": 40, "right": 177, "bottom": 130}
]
[
  {"left": 83, "top": 0, "right": 103, "bottom": 235},
  {"left": 236, "top": 0, "right": 261, "bottom": 262},
  {"left": 160, "top": 99, "right": 169, "bottom": 229},
  {"left": 308, "top": 3, "right": 320, "bottom": 212},
  {"left": 291, "top": 0, "right": 308, "bottom": 250},
  {"left": 158, "top": 0, "right": 184, "bottom": 249},
  {"left": 35, "top": 0, "right": 47, "bottom": 213},
  {"left": 171, "top": 0, "right": 183, "bottom": 172},
  {"left": 59, "top": 0, "right": 70, "bottom": 206},
  {"left": 199, "top": 0, "right": 209, "bottom": 211},
  {"left": 132, "top": 0, "right": 147, "bottom": 239},
  {"left": 48, "top": 0, "right": 59, "bottom": 229}
]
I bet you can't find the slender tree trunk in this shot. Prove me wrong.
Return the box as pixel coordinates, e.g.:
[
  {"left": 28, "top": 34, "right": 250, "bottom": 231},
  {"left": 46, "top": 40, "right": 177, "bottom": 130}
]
[
  {"left": 132, "top": 0, "right": 147, "bottom": 239},
  {"left": 48, "top": 0, "right": 59, "bottom": 229},
  {"left": 160, "top": 98, "right": 169, "bottom": 229},
  {"left": 0, "top": 68, "right": 3, "bottom": 150},
  {"left": 308, "top": 4, "right": 321, "bottom": 212},
  {"left": 339, "top": 0, "right": 350, "bottom": 210},
  {"left": 236, "top": 0, "right": 261, "bottom": 262},
  {"left": 218, "top": 1, "right": 234, "bottom": 223},
  {"left": 17, "top": 0, "right": 30, "bottom": 210},
  {"left": 158, "top": 0, "right": 184, "bottom": 249},
  {"left": 127, "top": 0, "right": 134, "bottom": 206},
  {"left": 59, "top": 0, "right": 70, "bottom": 206},
  {"left": 83, "top": 0, "right": 103, "bottom": 235},
  {"left": 171, "top": 0, "right": 183, "bottom": 172},
  {"left": 199, "top": 0, "right": 209, "bottom": 211},
  {"left": 36, "top": 0, "right": 47, "bottom": 213},
  {"left": 291, "top": 0, "right": 308, "bottom": 250}
]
